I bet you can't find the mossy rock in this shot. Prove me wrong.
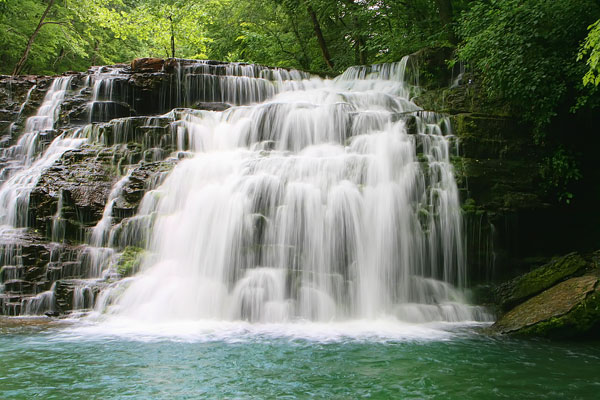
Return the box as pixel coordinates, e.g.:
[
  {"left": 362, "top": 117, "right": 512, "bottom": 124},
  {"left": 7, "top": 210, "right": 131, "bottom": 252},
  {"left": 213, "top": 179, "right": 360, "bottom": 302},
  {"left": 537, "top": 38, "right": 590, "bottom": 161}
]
[
  {"left": 116, "top": 246, "right": 145, "bottom": 277},
  {"left": 495, "top": 252, "right": 589, "bottom": 311},
  {"left": 493, "top": 273, "right": 600, "bottom": 338}
]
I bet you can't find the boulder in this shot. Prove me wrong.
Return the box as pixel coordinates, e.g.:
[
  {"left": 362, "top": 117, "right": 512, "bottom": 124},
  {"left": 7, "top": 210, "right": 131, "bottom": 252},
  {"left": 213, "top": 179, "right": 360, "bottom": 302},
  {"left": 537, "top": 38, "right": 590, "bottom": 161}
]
[
  {"left": 494, "top": 252, "right": 590, "bottom": 311},
  {"left": 492, "top": 273, "right": 600, "bottom": 338},
  {"left": 131, "top": 58, "right": 165, "bottom": 73},
  {"left": 191, "top": 101, "right": 231, "bottom": 112}
]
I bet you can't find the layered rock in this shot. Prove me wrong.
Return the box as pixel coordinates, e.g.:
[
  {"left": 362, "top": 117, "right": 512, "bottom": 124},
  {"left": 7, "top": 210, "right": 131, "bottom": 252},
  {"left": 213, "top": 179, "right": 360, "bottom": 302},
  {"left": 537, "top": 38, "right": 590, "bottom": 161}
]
[
  {"left": 490, "top": 251, "right": 600, "bottom": 338},
  {"left": 0, "top": 58, "right": 306, "bottom": 316},
  {"left": 493, "top": 272, "right": 600, "bottom": 338}
]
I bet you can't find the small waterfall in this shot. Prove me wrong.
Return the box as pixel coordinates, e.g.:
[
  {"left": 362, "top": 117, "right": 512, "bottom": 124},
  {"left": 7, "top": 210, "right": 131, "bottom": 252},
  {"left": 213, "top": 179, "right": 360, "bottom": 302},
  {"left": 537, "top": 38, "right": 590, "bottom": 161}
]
[
  {"left": 21, "top": 282, "right": 56, "bottom": 316},
  {"left": 23, "top": 77, "right": 72, "bottom": 134},
  {"left": 5, "top": 84, "right": 37, "bottom": 139},
  {"left": 73, "top": 284, "right": 95, "bottom": 310},
  {"left": 51, "top": 190, "right": 66, "bottom": 243},
  {"left": 88, "top": 67, "right": 129, "bottom": 123},
  {"left": 91, "top": 171, "right": 132, "bottom": 248},
  {"left": 0, "top": 77, "right": 85, "bottom": 228}
]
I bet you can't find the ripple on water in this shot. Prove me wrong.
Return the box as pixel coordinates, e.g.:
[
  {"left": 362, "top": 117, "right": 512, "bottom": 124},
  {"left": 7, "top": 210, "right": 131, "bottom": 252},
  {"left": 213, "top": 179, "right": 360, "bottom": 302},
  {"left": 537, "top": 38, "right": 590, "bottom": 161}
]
[{"left": 0, "top": 318, "right": 599, "bottom": 399}]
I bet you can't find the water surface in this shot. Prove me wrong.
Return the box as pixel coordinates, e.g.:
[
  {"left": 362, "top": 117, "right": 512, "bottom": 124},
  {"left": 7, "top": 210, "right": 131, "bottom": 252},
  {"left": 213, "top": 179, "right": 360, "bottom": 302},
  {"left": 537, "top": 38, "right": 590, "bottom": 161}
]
[{"left": 1, "top": 318, "right": 599, "bottom": 399}]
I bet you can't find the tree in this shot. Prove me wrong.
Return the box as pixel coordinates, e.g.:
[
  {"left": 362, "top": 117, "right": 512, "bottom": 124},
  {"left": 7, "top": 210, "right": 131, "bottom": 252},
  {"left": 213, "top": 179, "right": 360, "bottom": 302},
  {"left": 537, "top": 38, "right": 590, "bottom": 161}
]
[
  {"left": 579, "top": 19, "right": 600, "bottom": 86},
  {"left": 12, "top": 0, "right": 61, "bottom": 75}
]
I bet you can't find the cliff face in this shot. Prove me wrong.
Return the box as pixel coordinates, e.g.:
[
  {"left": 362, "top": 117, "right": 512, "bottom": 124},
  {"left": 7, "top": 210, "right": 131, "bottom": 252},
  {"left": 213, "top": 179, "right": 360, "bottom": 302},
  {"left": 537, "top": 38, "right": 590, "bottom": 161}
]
[
  {"left": 412, "top": 48, "right": 600, "bottom": 287},
  {"left": 0, "top": 65, "right": 182, "bottom": 315}
]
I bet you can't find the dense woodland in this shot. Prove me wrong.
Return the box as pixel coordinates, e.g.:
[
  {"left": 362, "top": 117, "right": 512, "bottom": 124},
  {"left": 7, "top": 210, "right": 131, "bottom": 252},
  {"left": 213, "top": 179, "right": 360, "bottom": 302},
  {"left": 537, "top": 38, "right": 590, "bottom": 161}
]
[{"left": 1, "top": 0, "right": 600, "bottom": 205}]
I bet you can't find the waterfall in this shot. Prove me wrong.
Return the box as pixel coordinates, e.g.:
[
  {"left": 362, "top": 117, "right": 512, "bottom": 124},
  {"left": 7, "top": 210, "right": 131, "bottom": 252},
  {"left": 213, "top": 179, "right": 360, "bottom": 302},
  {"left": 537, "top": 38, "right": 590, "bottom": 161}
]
[
  {"left": 0, "top": 77, "right": 86, "bottom": 228},
  {"left": 0, "top": 57, "right": 490, "bottom": 323},
  {"left": 88, "top": 66, "right": 129, "bottom": 123},
  {"left": 100, "top": 58, "right": 486, "bottom": 323}
]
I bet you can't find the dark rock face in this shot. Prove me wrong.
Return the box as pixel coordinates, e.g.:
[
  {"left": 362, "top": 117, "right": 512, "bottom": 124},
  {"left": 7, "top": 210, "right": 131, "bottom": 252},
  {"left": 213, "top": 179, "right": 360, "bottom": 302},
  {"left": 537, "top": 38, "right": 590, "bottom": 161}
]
[
  {"left": 0, "top": 64, "right": 192, "bottom": 316},
  {"left": 29, "top": 145, "right": 119, "bottom": 240},
  {"left": 0, "top": 229, "right": 73, "bottom": 315},
  {"left": 413, "top": 64, "right": 599, "bottom": 285},
  {"left": 0, "top": 75, "right": 52, "bottom": 143}
]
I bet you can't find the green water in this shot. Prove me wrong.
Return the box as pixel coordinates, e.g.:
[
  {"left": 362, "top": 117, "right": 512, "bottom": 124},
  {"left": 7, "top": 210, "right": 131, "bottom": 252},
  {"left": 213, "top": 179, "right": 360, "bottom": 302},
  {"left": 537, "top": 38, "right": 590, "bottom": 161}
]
[{"left": 0, "top": 319, "right": 599, "bottom": 399}]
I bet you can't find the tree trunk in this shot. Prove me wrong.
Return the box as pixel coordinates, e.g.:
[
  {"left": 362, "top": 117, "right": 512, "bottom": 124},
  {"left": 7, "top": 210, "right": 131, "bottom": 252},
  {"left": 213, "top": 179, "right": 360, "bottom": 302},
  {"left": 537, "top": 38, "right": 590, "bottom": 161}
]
[
  {"left": 289, "top": 14, "right": 311, "bottom": 70},
  {"left": 351, "top": 15, "right": 367, "bottom": 65},
  {"left": 307, "top": 5, "right": 334, "bottom": 70},
  {"left": 434, "top": 0, "right": 457, "bottom": 45},
  {"left": 169, "top": 15, "right": 176, "bottom": 59},
  {"left": 13, "top": 0, "right": 56, "bottom": 75},
  {"left": 90, "top": 40, "right": 100, "bottom": 67}
]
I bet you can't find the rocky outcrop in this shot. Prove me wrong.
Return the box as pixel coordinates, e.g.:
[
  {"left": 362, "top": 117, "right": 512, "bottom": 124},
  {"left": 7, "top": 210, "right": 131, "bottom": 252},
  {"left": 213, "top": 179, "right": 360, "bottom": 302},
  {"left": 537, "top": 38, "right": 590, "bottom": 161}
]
[
  {"left": 494, "top": 252, "right": 590, "bottom": 311},
  {"left": 131, "top": 58, "right": 165, "bottom": 73},
  {"left": 29, "top": 145, "right": 123, "bottom": 239},
  {"left": 489, "top": 251, "right": 600, "bottom": 338},
  {"left": 0, "top": 229, "right": 79, "bottom": 315},
  {"left": 412, "top": 49, "right": 600, "bottom": 285},
  {"left": 493, "top": 272, "right": 600, "bottom": 338}
]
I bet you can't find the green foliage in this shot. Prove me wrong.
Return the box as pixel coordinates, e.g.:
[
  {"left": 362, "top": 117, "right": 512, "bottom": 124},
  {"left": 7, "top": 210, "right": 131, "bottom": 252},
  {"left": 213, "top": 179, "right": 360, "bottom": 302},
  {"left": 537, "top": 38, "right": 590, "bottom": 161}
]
[
  {"left": 0, "top": 0, "right": 462, "bottom": 75},
  {"left": 457, "top": 0, "right": 600, "bottom": 134},
  {"left": 540, "top": 148, "right": 582, "bottom": 204},
  {"left": 0, "top": 0, "right": 141, "bottom": 75},
  {"left": 94, "top": 0, "right": 211, "bottom": 59},
  {"left": 456, "top": 0, "right": 600, "bottom": 204},
  {"left": 579, "top": 19, "right": 600, "bottom": 86}
]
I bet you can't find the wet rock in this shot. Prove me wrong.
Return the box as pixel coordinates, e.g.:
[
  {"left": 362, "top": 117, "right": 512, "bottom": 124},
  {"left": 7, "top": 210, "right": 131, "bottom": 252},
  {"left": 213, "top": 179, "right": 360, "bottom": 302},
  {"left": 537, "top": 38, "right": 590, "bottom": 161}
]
[
  {"left": 493, "top": 273, "right": 600, "bottom": 338},
  {"left": 0, "top": 75, "right": 53, "bottom": 138},
  {"left": 29, "top": 145, "right": 121, "bottom": 238},
  {"left": 114, "top": 159, "right": 176, "bottom": 219},
  {"left": 0, "top": 229, "right": 78, "bottom": 315},
  {"left": 116, "top": 246, "right": 144, "bottom": 277},
  {"left": 408, "top": 47, "right": 454, "bottom": 90},
  {"left": 164, "top": 58, "right": 179, "bottom": 74},
  {"left": 494, "top": 252, "right": 590, "bottom": 311},
  {"left": 55, "top": 279, "right": 106, "bottom": 313},
  {"left": 191, "top": 101, "right": 231, "bottom": 112},
  {"left": 44, "top": 310, "right": 60, "bottom": 317}
]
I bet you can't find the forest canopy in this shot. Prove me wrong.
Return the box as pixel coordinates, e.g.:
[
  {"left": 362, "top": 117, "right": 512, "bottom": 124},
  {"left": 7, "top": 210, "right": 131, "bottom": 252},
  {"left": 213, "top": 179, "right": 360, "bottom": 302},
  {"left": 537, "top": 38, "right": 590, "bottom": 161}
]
[
  {"left": 1, "top": 0, "right": 599, "bottom": 83},
  {"left": 1, "top": 0, "right": 600, "bottom": 203}
]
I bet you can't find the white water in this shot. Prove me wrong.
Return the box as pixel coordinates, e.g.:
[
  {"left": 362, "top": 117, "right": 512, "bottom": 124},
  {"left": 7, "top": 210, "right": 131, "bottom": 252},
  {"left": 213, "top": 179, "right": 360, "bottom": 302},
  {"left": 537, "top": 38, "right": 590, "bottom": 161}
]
[
  {"left": 96, "top": 58, "right": 488, "bottom": 326},
  {"left": 0, "top": 77, "right": 87, "bottom": 228},
  {"left": 0, "top": 58, "right": 491, "bottom": 328}
]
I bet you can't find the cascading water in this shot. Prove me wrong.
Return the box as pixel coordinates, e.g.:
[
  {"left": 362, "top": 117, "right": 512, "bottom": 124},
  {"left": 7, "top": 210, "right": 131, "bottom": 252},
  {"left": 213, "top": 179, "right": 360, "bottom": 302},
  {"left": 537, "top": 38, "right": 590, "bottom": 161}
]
[
  {"left": 0, "top": 77, "right": 86, "bottom": 228},
  {"left": 0, "top": 57, "right": 489, "bottom": 324},
  {"left": 98, "top": 57, "right": 488, "bottom": 324}
]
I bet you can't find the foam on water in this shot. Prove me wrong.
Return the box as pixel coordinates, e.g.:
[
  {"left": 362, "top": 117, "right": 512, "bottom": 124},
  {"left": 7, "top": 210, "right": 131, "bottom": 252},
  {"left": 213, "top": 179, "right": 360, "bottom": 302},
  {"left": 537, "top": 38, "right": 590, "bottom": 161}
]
[{"left": 55, "top": 315, "right": 488, "bottom": 344}]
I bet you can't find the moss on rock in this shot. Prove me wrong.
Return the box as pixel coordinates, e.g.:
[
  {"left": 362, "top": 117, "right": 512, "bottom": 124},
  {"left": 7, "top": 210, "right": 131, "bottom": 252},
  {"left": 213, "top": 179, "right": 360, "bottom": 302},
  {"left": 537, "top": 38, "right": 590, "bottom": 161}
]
[
  {"left": 495, "top": 252, "right": 589, "bottom": 310},
  {"left": 493, "top": 273, "right": 600, "bottom": 338},
  {"left": 116, "top": 246, "right": 145, "bottom": 277}
]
